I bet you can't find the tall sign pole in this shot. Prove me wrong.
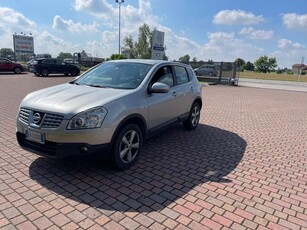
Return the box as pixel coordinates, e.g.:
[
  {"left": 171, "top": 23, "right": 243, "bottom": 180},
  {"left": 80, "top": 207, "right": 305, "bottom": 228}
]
[{"left": 115, "top": 0, "right": 124, "bottom": 55}]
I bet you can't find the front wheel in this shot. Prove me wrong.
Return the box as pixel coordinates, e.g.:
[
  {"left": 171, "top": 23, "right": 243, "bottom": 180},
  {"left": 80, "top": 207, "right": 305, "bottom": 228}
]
[
  {"left": 183, "top": 102, "right": 201, "bottom": 131},
  {"left": 41, "top": 69, "right": 49, "bottom": 77},
  {"left": 112, "top": 124, "right": 142, "bottom": 170},
  {"left": 14, "top": 67, "right": 22, "bottom": 74}
]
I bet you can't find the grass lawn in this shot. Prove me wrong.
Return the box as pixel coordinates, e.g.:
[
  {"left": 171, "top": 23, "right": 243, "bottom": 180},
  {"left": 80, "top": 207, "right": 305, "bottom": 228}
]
[{"left": 238, "top": 71, "right": 307, "bottom": 82}]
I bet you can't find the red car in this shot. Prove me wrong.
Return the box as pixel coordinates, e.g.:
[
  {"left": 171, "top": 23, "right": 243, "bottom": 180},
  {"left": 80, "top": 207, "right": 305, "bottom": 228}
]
[{"left": 0, "top": 58, "right": 24, "bottom": 74}]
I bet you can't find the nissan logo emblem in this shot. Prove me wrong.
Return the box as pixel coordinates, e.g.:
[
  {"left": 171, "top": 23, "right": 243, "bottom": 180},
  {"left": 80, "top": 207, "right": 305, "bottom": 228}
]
[{"left": 33, "top": 113, "right": 41, "bottom": 124}]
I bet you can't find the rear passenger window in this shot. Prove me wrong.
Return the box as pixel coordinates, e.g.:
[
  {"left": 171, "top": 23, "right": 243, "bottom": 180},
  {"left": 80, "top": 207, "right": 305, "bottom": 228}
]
[{"left": 174, "top": 66, "right": 189, "bottom": 85}]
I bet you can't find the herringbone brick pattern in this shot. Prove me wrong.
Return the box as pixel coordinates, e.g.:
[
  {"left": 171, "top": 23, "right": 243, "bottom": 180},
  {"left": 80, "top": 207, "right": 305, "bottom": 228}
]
[{"left": 0, "top": 73, "right": 306, "bottom": 229}]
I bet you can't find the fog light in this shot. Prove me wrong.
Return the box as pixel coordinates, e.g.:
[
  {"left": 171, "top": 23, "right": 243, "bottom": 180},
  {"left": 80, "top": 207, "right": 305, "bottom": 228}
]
[{"left": 81, "top": 146, "right": 88, "bottom": 152}]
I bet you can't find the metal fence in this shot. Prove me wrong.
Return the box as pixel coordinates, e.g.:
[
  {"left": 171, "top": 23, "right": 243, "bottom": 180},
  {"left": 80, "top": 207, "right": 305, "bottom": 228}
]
[{"left": 190, "top": 61, "right": 239, "bottom": 86}]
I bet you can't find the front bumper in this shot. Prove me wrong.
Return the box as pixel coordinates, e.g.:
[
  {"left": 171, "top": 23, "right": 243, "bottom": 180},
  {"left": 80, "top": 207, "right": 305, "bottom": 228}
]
[{"left": 16, "top": 131, "right": 111, "bottom": 159}]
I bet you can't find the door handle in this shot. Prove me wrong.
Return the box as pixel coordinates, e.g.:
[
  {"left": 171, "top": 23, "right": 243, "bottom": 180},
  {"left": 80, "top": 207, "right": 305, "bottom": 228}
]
[{"left": 172, "top": 91, "right": 177, "bottom": 97}]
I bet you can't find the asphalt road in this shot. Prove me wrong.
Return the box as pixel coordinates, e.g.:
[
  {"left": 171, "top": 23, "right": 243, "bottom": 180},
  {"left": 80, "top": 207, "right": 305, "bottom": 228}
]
[{"left": 238, "top": 78, "right": 307, "bottom": 92}]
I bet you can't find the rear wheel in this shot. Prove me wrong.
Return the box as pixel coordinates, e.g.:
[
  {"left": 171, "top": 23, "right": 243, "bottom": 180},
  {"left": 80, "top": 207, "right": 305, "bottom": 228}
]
[
  {"left": 112, "top": 124, "right": 142, "bottom": 170},
  {"left": 41, "top": 69, "right": 49, "bottom": 77},
  {"left": 70, "top": 69, "right": 78, "bottom": 76},
  {"left": 14, "top": 67, "right": 22, "bottom": 74},
  {"left": 183, "top": 102, "right": 201, "bottom": 131}
]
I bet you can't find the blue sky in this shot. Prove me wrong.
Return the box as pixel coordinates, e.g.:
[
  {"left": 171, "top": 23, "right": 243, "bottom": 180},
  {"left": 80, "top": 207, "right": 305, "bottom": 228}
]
[{"left": 0, "top": 0, "right": 306, "bottom": 68}]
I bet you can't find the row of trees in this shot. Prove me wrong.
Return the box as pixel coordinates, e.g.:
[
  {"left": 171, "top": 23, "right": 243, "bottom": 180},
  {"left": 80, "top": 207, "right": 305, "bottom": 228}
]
[
  {"left": 236, "top": 56, "right": 277, "bottom": 73},
  {"left": 177, "top": 54, "right": 278, "bottom": 73}
]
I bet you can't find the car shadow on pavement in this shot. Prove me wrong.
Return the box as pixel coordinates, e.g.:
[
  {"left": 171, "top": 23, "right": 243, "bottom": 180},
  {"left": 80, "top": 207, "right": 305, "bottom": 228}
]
[{"left": 29, "top": 124, "right": 246, "bottom": 212}]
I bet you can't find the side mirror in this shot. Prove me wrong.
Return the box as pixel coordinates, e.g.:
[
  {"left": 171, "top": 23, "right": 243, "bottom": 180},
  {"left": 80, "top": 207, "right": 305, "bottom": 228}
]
[{"left": 149, "top": 82, "right": 170, "bottom": 94}]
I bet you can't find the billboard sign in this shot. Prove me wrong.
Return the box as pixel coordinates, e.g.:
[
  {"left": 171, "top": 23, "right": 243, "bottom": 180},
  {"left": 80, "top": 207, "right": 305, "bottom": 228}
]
[
  {"left": 151, "top": 31, "right": 165, "bottom": 60},
  {"left": 13, "top": 35, "right": 34, "bottom": 54}
]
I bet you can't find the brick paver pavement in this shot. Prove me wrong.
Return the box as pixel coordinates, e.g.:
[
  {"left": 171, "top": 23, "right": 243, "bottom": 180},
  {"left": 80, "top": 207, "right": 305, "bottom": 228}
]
[{"left": 0, "top": 73, "right": 306, "bottom": 229}]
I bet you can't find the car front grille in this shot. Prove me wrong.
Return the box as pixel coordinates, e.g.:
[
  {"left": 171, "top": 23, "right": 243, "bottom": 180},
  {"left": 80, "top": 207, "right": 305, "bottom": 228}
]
[{"left": 19, "top": 107, "right": 64, "bottom": 128}]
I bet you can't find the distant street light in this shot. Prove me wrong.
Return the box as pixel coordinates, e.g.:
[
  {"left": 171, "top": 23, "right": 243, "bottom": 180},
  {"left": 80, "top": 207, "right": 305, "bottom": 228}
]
[{"left": 115, "top": 0, "right": 124, "bottom": 55}]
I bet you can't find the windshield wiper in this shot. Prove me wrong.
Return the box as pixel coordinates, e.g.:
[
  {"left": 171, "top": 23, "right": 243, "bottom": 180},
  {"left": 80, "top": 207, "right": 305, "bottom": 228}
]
[{"left": 87, "top": 84, "right": 108, "bottom": 88}]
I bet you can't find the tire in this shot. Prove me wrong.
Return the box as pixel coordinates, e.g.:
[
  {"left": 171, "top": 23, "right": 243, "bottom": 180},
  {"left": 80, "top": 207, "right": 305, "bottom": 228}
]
[
  {"left": 14, "top": 67, "right": 22, "bottom": 74},
  {"left": 70, "top": 69, "right": 78, "bottom": 76},
  {"left": 112, "top": 124, "right": 143, "bottom": 170},
  {"left": 183, "top": 102, "right": 201, "bottom": 131},
  {"left": 41, "top": 69, "right": 49, "bottom": 77}
]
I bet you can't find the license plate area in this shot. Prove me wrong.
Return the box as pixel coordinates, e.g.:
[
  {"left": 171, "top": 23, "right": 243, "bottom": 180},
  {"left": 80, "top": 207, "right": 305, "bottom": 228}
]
[{"left": 25, "top": 129, "right": 45, "bottom": 144}]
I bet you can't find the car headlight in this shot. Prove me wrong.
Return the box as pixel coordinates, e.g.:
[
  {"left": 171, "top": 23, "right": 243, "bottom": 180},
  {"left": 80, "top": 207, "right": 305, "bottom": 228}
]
[{"left": 67, "top": 107, "right": 107, "bottom": 130}]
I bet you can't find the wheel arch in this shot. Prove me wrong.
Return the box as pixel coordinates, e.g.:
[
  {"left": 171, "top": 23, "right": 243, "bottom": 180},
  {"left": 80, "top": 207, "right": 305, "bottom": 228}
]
[
  {"left": 193, "top": 97, "right": 203, "bottom": 109},
  {"left": 110, "top": 114, "right": 147, "bottom": 148}
]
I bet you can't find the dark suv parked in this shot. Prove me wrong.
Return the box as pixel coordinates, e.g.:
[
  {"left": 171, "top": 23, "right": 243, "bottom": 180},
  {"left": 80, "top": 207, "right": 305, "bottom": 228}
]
[{"left": 29, "top": 58, "right": 80, "bottom": 77}]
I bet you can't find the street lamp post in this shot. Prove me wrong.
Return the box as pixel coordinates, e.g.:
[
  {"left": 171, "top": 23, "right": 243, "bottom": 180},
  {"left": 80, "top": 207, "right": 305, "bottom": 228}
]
[{"left": 115, "top": 0, "right": 124, "bottom": 55}]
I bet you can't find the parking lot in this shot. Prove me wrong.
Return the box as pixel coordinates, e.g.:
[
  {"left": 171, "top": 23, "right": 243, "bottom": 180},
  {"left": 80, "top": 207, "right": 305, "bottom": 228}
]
[{"left": 0, "top": 73, "right": 306, "bottom": 229}]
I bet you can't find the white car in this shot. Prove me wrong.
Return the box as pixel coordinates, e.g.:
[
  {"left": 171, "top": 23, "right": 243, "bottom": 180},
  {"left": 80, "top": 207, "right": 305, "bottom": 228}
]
[{"left": 16, "top": 59, "right": 202, "bottom": 169}]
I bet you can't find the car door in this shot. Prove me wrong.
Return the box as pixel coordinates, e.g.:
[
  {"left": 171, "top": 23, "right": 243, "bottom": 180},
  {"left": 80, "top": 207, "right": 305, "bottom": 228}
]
[
  {"left": 147, "top": 65, "right": 178, "bottom": 129},
  {"left": 0, "top": 59, "right": 11, "bottom": 71},
  {"left": 55, "top": 59, "right": 66, "bottom": 73},
  {"left": 172, "top": 65, "right": 195, "bottom": 117}
]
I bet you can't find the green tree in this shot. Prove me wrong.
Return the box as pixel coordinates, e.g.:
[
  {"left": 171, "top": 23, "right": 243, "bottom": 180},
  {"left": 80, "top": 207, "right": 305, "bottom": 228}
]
[
  {"left": 0, "top": 48, "right": 14, "bottom": 58},
  {"left": 136, "top": 23, "right": 151, "bottom": 59},
  {"left": 244, "top": 61, "right": 254, "bottom": 71},
  {"left": 235, "top": 58, "right": 246, "bottom": 71},
  {"left": 110, "top": 54, "right": 127, "bottom": 60},
  {"left": 122, "top": 35, "right": 137, "bottom": 59},
  {"left": 57, "top": 52, "right": 73, "bottom": 60},
  {"left": 254, "top": 55, "right": 277, "bottom": 73},
  {"left": 179, "top": 54, "right": 190, "bottom": 63},
  {"left": 207, "top": 59, "right": 214, "bottom": 64}
]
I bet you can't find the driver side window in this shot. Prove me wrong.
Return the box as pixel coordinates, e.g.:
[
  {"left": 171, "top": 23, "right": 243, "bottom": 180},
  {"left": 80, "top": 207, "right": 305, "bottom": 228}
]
[{"left": 151, "top": 66, "right": 174, "bottom": 87}]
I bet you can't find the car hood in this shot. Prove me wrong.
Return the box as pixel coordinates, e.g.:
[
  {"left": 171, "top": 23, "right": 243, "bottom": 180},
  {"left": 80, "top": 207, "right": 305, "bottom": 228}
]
[{"left": 21, "top": 83, "right": 133, "bottom": 118}]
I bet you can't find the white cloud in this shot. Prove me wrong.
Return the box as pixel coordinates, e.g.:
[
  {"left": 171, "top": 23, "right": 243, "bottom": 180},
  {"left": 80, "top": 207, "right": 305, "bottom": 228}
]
[
  {"left": 0, "top": 7, "right": 37, "bottom": 51},
  {"left": 0, "top": 7, "right": 36, "bottom": 35},
  {"left": 277, "top": 38, "right": 305, "bottom": 50},
  {"left": 213, "top": 10, "right": 265, "bottom": 25},
  {"left": 199, "top": 32, "right": 265, "bottom": 62},
  {"left": 73, "top": 0, "right": 116, "bottom": 19},
  {"left": 282, "top": 13, "right": 307, "bottom": 31},
  {"left": 52, "top": 15, "right": 99, "bottom": 33},
  {"left": 240, "top": 27, "right": 274, "bottom": 40},
  {"left": 35, "top": 31, "right": 81, "bottom": 57},
  {"left": 272, "top": 39, "right": 306, "bottom": 67},
  {"left": 0, "top": 7, "right": 36, "bottom": 32}
]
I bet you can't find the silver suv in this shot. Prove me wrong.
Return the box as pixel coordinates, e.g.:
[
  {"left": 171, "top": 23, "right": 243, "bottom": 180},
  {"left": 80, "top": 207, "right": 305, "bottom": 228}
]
[
  {"left": 194, "top": 64, "right": 218, "bottom": 76},
  {"left": 16, "top": 59, "right": 202, "bottom": 169}
]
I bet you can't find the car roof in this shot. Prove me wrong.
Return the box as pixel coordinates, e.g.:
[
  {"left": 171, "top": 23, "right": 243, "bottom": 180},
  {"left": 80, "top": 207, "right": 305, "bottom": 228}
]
[{"left": 108, "top": 59, "right": 189, "bottom": 67}]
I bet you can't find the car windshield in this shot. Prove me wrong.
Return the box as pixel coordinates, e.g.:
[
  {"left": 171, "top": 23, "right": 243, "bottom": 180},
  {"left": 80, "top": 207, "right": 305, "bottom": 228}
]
[{"left": 74, "top": 62, "right": 153, "bottom": 89}]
